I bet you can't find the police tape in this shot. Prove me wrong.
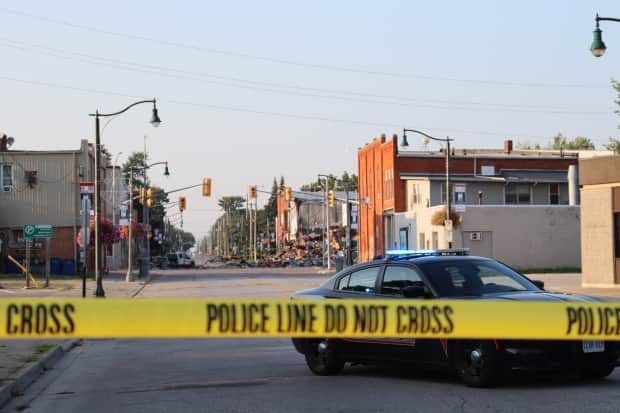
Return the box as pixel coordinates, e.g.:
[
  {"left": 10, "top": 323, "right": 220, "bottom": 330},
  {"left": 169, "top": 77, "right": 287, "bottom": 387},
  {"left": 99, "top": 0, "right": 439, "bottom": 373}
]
[{"left": 2, "top": 298, "right": 620, "bottom": 340}]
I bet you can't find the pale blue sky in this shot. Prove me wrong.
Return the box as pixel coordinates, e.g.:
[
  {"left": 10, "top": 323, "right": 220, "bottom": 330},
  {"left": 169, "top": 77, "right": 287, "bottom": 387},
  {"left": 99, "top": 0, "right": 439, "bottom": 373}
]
[{"left": 1, "top": 1, "right": 619, "bottom": 236}]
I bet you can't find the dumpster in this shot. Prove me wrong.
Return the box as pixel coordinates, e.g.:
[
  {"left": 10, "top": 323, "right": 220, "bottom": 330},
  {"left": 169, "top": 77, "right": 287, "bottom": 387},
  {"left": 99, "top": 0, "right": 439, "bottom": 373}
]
[
  {"left": 50, "top": 257, "right": 62, "bottom": 274},
  {"left": 62, "top": 259, "right": 75, "bottom": 275}
]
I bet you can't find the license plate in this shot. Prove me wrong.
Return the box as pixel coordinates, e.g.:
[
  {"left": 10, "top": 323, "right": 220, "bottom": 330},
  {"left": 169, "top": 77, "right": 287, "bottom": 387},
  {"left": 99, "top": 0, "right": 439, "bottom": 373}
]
[{"left": 582, "top": 340, "right": 605, "bottom": 353}]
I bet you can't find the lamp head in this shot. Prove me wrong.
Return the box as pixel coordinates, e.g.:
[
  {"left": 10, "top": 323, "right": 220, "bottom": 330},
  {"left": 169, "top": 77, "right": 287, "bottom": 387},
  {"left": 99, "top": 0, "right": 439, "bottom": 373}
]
[
  {"left": 164, "top": 162, "right": 170, "bottom": 177},
  {"left": 401, "top": 130, "right": 409, "bottom": 147},
  {"left": 150, "top": 103, "right": 161, "bottom": 127},
  {"left": 421, "top": 136, "right": 430, "bottom": 146},
  {"left": 591, "top": 18, "right": 606, "bottom": 57}
]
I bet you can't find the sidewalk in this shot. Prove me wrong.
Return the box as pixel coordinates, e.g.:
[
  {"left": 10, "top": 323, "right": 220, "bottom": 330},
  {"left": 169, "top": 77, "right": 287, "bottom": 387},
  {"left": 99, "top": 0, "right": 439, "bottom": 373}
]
[{"left": 0, "top": 270, "right": 151, "bottom": 409}]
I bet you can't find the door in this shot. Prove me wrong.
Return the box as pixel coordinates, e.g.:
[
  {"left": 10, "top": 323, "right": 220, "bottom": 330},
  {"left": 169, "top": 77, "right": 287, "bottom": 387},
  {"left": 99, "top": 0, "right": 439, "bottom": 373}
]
[{"left": 370, "top": 265, "right": 447, "bottom": 365}]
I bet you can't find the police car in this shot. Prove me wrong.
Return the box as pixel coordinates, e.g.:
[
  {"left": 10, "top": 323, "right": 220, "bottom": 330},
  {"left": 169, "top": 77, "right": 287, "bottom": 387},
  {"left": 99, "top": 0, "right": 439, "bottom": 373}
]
[{"left": 291, "top": 249, "right": 620, "bottom": 387}]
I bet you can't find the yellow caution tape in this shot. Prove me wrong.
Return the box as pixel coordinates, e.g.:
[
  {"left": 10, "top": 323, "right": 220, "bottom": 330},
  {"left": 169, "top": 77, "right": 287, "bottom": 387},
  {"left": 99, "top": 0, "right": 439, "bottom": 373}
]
[{"left": 1, "top": 298, "right": 620, "bottom": 340}]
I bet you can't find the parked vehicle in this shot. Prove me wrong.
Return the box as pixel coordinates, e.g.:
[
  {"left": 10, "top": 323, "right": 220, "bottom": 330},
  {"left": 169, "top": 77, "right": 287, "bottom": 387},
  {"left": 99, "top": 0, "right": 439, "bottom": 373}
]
[
  {"left": 291, "top": 249, "right": 620, "bottom": 387},
  {"left": 166, "top": 251, "right": 195, "bottom": 268}
]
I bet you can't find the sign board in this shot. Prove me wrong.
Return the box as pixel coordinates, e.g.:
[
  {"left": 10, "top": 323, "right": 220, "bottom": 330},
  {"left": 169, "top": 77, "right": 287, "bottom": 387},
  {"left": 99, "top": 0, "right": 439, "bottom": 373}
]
[
  {"left": 23, "top": 224, "right": 53, "bottom": 239},
  {"left": 444, "top": 219, "right": 453, "bottom": 231},
  {"left": 455, "top": 204, "right": 466, "bottom": 213},
  {"left": 119, "top": 205, "right": 128, "bottom": 226},
  {"left": 80, "top": 182, "right": 95, "bottom": 194}
]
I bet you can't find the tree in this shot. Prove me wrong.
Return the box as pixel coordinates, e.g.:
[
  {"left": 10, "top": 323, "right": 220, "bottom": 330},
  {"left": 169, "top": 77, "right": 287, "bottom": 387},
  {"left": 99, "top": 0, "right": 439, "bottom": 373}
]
[
  {"left": 264, "top": 177, "right": 279, "bottom": 222},
  {"left": 605, "top": 138, "right": 620, "bottom": 154},
  {"left": 122, "top": 151, "right": 147, "bottom": 188},
  {"left": 300, "top": 172, "right": 358, "bottom": 192},
  {"left": 279, "top": 176, "right": 286, "bottom": 192},
  {"left": 549, "top": 133, "right": 595, "bottom": 150},
  {"left": 607, "top": 80, "right": 620, "bottom": 154}
]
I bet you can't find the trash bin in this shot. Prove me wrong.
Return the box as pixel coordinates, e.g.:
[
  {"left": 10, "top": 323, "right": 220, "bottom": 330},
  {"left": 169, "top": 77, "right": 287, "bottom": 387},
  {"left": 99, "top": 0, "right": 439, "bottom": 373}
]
[
  {"left": 139, "top": 257, "right": 149, "bottom": 279},
  {"left": 334, "top": 252, "right": 344, "bottom": 272},
  {"left": 62, "top": 259, "right": 75, "bottom": 276},
  {"left": 50, "top": 258, "right": 62, "bottom": 275}
]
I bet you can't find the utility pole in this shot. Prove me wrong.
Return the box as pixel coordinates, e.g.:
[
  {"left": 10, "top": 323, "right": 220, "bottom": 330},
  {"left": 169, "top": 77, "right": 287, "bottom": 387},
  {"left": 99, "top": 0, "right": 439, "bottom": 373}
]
[
  {"left": 325, "top": 176, "right": 331, "bottom": 270},
  {"left": 253, "top": 195, "right": 258, "bottom": 262},
  {"left": 126, "top": 168, "right": 134, "bottom": 282}
]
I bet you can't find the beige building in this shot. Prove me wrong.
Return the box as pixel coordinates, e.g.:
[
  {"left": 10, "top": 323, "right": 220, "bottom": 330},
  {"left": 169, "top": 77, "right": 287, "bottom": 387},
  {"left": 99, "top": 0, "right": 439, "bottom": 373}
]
[
  {"left": 0, "top": 139, "right": 106, "bottom": 272},
  {"left": 393, "top": 167, "right": 582, "bottom": 270},
  {"left": 580, "top": 155, "right": 620, "bottom": 286}
]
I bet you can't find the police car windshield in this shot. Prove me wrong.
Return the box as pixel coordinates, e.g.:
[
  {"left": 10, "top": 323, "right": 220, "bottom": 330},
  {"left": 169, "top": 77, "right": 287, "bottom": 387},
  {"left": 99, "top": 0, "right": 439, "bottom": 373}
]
[{"left": 417, "top": 259, "right": 538, "bottom": 297}]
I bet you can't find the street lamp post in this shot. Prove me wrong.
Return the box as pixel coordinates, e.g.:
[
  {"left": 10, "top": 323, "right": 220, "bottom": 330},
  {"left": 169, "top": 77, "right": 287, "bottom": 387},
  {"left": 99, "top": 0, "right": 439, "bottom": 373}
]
[
  {"left": 142, "top": 161, "right": 170, "bottom": 279},
  {"left": 591, "top": 13, "right": 620, "bottom": 57},
  {"left": 317, "top": 174, "right": 332, "bottom": 269},
  {"left": 402, "top": 128, "right": 454, "bottom": 248},
  {"left": 89, "top": 99, "right": 161, "bottom": 297}
]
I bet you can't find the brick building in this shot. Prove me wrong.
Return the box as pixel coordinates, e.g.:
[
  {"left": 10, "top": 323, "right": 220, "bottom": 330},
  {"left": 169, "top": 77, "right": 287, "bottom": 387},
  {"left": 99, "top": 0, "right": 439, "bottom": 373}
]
[{"left": 358, "top": 134, "right": 608, "bottom": 267}]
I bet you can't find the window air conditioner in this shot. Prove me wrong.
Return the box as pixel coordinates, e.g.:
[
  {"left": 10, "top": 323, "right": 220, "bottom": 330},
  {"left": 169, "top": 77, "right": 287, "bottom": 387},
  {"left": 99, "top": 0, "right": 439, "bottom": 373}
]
[{"left": 469, "top": 232, "right": 482, "bottom": 241}]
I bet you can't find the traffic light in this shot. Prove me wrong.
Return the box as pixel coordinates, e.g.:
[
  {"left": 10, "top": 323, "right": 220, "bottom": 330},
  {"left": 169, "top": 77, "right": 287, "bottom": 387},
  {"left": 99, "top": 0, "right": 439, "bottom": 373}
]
[
  {"left": 139, "top": 187, "right": 146, "bottom": 203},
  {"left": 146, "top": 188, "right": 154, "bottom": 207},
  {"left": 179, "top": 196, "right": 186, "bottom": 211},
  {"left": 249, "top": 185, "right": 257, "bottom": 199},
  {"left": 284, "top": 186, "right": 292, "bottom": 201},
  {"left": 202, "top": 177, "right": 212, "bottom": 197},
  {"left": 328, "top": 190, "right": 335, "bottom": 207}
]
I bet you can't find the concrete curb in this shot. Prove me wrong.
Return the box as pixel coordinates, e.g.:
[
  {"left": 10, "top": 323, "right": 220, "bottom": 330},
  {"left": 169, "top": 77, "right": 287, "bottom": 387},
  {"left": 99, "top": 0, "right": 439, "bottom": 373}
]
[{"left": 0, "top": 340, "right": 80, "bottom": 408}]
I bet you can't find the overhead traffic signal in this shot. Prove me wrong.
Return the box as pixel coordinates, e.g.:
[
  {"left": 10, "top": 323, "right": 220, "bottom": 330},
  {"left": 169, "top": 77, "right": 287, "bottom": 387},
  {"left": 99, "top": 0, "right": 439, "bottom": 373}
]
[
  {"left": 179, "top": 196, "right": 186, "bottom": 211},
  {"left": 328, "top": 190, "right": 335, "bottom": 207},
  {"left": 146, "top": 188, "right": 154, "bottom": 207},
  {"left": 202, "top": 177, "right": 212, "bottom": 197},
  {"left": 284, "top": 186, "right": 292, "bottom": 202},
  {"left": 249, "top": 185, "right": 257, "bottom": 199},
  {"left": 139, "top": 187, "right": 146, "bottom": 203}
]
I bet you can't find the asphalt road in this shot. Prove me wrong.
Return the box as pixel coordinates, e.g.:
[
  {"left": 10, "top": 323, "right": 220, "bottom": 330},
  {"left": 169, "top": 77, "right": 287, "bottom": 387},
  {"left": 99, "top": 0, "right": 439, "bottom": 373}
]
[{"left": 3, "top": 268, "right": 620, "bottom": 412}]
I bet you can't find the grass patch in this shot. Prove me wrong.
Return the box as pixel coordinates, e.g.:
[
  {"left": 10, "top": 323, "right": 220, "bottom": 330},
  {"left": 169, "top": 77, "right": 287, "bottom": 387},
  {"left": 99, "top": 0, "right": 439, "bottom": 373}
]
[
  {"left": 32, "top": 344, "right": 55, "bottom": 354},
  {"left": 519, "top": 267, "right": 581, "bottom": 274}
]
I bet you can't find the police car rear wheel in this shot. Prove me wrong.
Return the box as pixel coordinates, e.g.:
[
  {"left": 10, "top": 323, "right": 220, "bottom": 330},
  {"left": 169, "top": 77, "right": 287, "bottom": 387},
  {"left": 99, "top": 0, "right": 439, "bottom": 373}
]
[{"left": 304, "top": 339, "right": 344, "bottom": 375}]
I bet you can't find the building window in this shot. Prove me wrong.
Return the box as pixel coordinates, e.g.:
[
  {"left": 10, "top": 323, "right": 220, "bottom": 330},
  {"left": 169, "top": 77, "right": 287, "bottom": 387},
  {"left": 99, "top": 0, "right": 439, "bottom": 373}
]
[
  {"left": 384, "top": 168, "right": 394, "bottom": 200},
  {"left": 1, "top": 164, "right": 14, "bottom": 192},
  {"left": 432, "top": 231, "right": 438, "bottom": 249},
  {"left": 550, "top": 184, "right": 559, "bottom": 205},
  {"left": 505, "top": 183, "right": 530, "bottom": 205},
  {"left": 419, "top": 232, "right": 425, "bottom": 250},
  {"left": 615, "top": 213, "right": 620, "bottom": 259}
]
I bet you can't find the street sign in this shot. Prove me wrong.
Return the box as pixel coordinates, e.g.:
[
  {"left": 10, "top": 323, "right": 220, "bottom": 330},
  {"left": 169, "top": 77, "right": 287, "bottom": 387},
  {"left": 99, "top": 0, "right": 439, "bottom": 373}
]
[
  {"left": 23, "top": 224, "right": 53, "bottom": 239},
  {"left": 80, "top": 182, "right": 95, "bottom": 194}
]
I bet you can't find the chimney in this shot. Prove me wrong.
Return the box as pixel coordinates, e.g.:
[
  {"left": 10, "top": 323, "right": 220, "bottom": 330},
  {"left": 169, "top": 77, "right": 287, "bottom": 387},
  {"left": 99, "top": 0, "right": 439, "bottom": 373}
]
[
  {"left": 380, "top": 133, "right": 386, "bottom": 143},
  {"left": 503, "top": 139, "right": 513, "bottom": 154},
  {"left": 0, "top": 134, "right": 7, "bottom": 152}
]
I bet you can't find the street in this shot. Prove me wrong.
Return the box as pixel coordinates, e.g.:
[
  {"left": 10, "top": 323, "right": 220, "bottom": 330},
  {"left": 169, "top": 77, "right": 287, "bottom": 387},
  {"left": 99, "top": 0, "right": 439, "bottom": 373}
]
[{"left": 2, "top": 268, "right": 620, "bottom": 412}]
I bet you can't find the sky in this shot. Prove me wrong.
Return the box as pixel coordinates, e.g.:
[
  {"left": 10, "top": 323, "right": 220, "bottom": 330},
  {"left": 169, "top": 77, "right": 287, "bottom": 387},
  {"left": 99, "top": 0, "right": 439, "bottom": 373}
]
[{"left": 1, "top": 1, "right": 619, "bottom": 238}]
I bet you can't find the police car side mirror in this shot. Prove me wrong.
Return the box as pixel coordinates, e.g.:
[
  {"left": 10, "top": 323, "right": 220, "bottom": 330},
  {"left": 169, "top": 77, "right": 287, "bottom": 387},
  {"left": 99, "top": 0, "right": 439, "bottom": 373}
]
[
  {"left": 402, "top": 285, "right": 430, "bottom": 298},
  {"left": 531, "top": 280, "right": 545, "bottom": 290}
]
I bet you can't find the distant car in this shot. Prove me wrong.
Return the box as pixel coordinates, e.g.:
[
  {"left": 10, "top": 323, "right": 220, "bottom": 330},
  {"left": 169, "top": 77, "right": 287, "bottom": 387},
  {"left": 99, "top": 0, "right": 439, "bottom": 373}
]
[
  {"left": 291, "top": 250, "right": 620, "bottom": 387},
  {"left": 167, "top": 251, "right": 195, "bottom": 268}
]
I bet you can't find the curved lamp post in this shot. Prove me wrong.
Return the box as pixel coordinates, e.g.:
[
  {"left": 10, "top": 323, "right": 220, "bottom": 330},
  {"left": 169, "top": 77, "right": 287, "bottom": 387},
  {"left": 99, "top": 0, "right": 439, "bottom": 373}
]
[
  {"left": 125, "top": 160, "right": 169, "bottom": 282},
  {"left": 591, "top": 13, "right": 620, "bottom": 57},
  {"left": 402, "top": 128, "right": 454, "bottom": 248},
  {"left": 89, "top": 99, "right": 161, "bottom": 297}
]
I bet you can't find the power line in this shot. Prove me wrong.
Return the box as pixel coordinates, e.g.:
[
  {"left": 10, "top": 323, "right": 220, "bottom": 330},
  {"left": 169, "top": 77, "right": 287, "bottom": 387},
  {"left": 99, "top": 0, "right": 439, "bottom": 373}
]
[
  {"left": 0, "top": 37, "right": 610, "bottom": 114},
  {"left": 0, "top": 6, "right": 609, "bottom": 90},
  {"left": 0, "top": 74, "right": 577, "bottom": 141}
]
